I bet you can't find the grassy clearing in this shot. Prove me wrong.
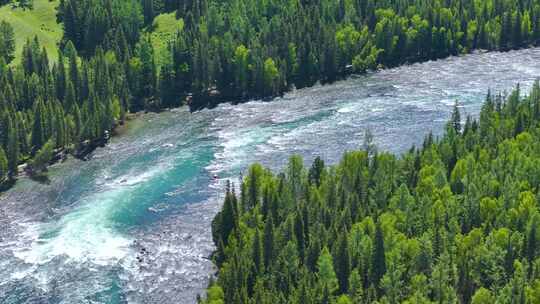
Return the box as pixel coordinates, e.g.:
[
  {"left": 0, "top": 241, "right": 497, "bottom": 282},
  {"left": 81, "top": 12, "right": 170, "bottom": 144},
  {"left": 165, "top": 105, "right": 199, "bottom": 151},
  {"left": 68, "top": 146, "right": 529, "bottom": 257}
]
[
  {"left": 148, "top": 12, "right": 183, "bottom": 67},
  {"left": 0, "top": 0, "right": 62, "bottom": 63},
  {"left": 0, "top": 3, "right": 181, "bottom": 66}
]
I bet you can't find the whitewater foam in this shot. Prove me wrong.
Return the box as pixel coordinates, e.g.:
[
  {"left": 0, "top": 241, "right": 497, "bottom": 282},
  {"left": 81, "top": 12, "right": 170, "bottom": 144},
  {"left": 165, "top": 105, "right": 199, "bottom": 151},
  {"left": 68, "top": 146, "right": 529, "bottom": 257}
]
[
  {"left": 4, "top": 47, "right": 540, "bottom": 304},
  {"left": 12, "top": 162, "right": 173, "bottom": 275}
]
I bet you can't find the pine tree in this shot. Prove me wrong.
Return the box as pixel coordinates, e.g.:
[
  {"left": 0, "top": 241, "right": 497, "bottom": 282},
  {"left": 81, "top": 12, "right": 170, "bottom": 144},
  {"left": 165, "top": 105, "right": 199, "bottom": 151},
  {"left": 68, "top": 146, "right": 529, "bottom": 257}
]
[
  {"left": 56, "top": 52, "right": 67, "bottom": 103},
  {"left": 513, "top": 12, "right": 522, "bottom": 48},
  {"left": 308, "top": 156, "right": 325, "bottom": 187},
  {"left": 30, "top": 139, "right": 54, "bottom": 173},
  {"left": 263, "top": 215, "right": 274, "bottom": 271},
  {"left": 158, "top": 63, "right": 177, "bottom": 108},
  {"left": 252, "top": 228, "right": 263, "bottom": 274},
  {"left": 0, "top": 111, "right": 9, "bottom": 149},
  {"left": 450, "top": 100, "right": 461, "bottom": 133},
  {"left": 0, "top": 146, "right": 7, "bottom": 183},
  {"left": 294, "top": 212, "right": 306, "bottom": 262},
  {"left": 64, "top": 81, "right": 76, "bottom": 113},
  {"left": 527, "top": 217, "right": 538, "bottom": 266},
  {"left": 137, "top": 35, "right": 158, "bottom": 107},
  {"left": 21, "top": 38, "right": 36, "bottom": 76},
  {"left": 372, "top": 223, "right": 386, "bottom": 290},
  {"left": 16, "top": 112, "right": 29, "bottom": 157},
  {"left": 317, "top": 246, "right": 338, "bottom": 293},
  {"left": 335, "top": 231, "right": 351, "bottom": 294},
  {"left": 65, "top": 41, "right": 79, "bottom": 102},
  {"left": 72, "top": 102, "right": 82, "bottom": 143},
  {"left": 247, "top": 164, "right": 262, "bottom": 210},
  {"left": 501, "top": 12, "right": 512, "bottom": 49},
  {"left": 0, "top": 21, "right": 15, "bottom": 63},
  {"left": 6, "top": 117, "right": 19, "bottom": 178},
  {"left": 143, "top": 0, "right": 155, "bottom": 25},
  {"left": 220, "top": 189, "right": 237, "bottom": 246},
  {"left": 31, "top": 99, "right": 46, "bottom": 152},
  {"left": 321, "top": 284, "right": 331, "bottom": 304}
]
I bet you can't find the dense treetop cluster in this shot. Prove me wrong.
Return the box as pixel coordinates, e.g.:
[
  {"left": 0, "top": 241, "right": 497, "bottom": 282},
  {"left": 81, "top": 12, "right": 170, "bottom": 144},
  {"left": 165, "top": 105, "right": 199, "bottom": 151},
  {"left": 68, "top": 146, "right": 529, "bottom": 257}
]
[
  {"left": 59, "top": 0, "right": 540, "bottom": 109},
  {"left": 1, "top": 0, "right": 540, "bottom": 301},
  {"left": 207, "top": 82, "right": 540, "bottom": 303},
  {"left": 1, "top": 0, "right": 540, "bottom": 184},
  {"left": 194, "top": 0, "right": 539, "bottom": 107}
]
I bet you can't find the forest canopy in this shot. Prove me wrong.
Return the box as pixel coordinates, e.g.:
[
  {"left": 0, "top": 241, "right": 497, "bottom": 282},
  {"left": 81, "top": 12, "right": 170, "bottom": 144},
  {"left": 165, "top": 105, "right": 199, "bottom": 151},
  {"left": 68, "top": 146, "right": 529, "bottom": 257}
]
[
  {"left": 1, "top": 0, "right": 540, "bottom": 301},
  {"left": 207, "top": 81, "right": 540, "bottom": 303},
  {"left": 1, "top": 0, "right": 540, "bottom": 187}
]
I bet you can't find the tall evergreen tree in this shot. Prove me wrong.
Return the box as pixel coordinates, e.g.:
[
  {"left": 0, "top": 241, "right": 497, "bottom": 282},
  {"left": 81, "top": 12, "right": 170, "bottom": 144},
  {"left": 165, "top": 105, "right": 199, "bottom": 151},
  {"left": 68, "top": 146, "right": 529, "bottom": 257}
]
[
  {"left": 451, "top": 100, "right": 461, "bottom": 133},
  {"left": 263, "top": 215, "right": 274, "bottom": 271},
  {"left": 0, "top": 21, "right": 15, "bottom": 63},
  {"left": 0, "top": 146, "right": 7, "bottom": 183},
  {"left": 372, "top": 223, "right": 386, "bottom": 291},
  {"left": 335, "top": 230, "right": 351, "bottom": 294},
  {"left": 317, "top": 246, "right": 338, "bottom": 293}
]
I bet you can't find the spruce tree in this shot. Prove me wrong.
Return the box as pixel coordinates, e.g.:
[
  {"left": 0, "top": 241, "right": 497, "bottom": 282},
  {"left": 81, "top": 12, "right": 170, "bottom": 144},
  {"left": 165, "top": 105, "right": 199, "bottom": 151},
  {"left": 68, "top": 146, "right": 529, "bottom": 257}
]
[
  {"left": 0, "top": 21, "right": 15, "bottom": 63},
  {"left": 220, "top": 189, "right": 237, "bottom": 246},
  {"left": 294, "top": 212, "right": 306, "bottom": 262},
  {"left": 65, "top": 41, "right": 79, "bottom": 101},
  {"left": 308, "top": 156, "right": 325, "bottom": 187},
  {"left": 143, "top": 0, "right": 155, "bottom": 25},
  {"left": 451, "top": 100, "right": 461, "bottom": 133},
  {"left": 252, "top": 228, "right": 263, "bottom": 275},
  {"left": 31, "top": 99, "right": 46, "bottom": 152},
  {"left": 263, "top": 215, "right": 274, "bottom": 270},
  {"left": 335, "top": 231, "right": 351, "bottom": 294},
  {"left": 6, "top": 118, "right": 19, "bottom": 178},
  {"left": 30, "top": 139, "right": 54, "bottom": 173},
  {"left": 317, "top": 246, "right": 338, "bottom": 293},
  {"left": 372, "top": 223, "right": 386, "bottom": 290},
  {"left": 527, "top": 217, "right": 538, "bottom": 266},
  {"left": 0, "top": 146, "right": 7, "bottom": 183}
]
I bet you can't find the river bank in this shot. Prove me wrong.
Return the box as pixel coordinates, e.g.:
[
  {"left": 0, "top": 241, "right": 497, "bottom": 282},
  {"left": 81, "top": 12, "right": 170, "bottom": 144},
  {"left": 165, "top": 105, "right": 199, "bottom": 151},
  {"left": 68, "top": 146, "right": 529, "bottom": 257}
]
[
  {"left": 1, "top": 111, "right": 161, "bottom": 194},
  {"left": 1, "top": 45, "right": 535, "bottom": 193},
  {"left": 185, "top": 46, "right": 526, "bottom": 111},
  {"left": 1, "top": 48, "right": 540, "bottom": 304}
]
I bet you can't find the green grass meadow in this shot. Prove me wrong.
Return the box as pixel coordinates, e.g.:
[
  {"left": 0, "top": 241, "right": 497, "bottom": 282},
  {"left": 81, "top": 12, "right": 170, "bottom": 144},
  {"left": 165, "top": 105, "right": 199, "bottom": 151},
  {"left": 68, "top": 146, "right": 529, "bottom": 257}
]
[{"left": 0, "top": 0, "right": 62, "bottom": 63}]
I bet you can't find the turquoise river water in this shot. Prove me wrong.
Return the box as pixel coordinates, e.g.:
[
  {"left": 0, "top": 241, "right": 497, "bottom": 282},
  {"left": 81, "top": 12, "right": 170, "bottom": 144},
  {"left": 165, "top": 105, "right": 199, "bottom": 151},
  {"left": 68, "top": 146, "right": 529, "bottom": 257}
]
[{"left": 2, "top": 48, "right": 540, "bottom": 303}]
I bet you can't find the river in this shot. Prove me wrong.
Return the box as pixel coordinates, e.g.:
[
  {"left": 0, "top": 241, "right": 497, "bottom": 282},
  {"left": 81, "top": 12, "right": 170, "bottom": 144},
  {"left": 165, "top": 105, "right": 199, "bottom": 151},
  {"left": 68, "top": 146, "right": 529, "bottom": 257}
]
[{"left": 1, "top": 48, "right": 540, "bottom": 303}]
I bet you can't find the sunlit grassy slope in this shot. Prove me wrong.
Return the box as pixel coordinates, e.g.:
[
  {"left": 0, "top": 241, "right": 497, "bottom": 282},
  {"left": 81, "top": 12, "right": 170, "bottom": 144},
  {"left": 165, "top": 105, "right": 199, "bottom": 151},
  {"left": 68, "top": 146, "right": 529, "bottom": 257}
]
[
  {"left": 0, "top": 3, "right": 181, "bottom": 66},
  {"left": 0, "top": 0, "right": 62, "bottom": 63},
  {"left": 149, "top": 12, "right": 183, "bottom": 67}
]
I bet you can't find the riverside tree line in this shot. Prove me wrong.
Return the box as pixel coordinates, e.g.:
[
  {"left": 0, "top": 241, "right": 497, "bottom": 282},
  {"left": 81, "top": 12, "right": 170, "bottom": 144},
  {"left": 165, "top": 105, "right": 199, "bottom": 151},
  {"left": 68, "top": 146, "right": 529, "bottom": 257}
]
[
  {"left": 207, "top": 81, "right": 540, "bottom": 303},
  {"left": 1, "top": 0, "right": 540, "bottom": 184},
  {"left": 58, "top": 0, "right": 540, "bottom": 109}
]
